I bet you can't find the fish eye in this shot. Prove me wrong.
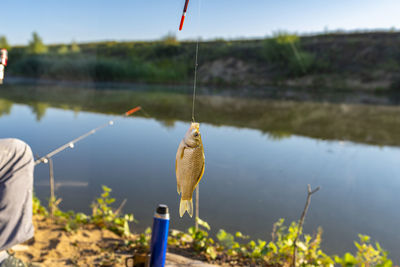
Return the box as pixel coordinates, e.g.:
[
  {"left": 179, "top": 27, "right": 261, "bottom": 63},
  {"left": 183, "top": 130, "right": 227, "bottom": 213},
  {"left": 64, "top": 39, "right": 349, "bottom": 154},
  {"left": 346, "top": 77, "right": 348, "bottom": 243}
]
[{"left": 193, "top": 132, "right": 199, "bottom": 137}]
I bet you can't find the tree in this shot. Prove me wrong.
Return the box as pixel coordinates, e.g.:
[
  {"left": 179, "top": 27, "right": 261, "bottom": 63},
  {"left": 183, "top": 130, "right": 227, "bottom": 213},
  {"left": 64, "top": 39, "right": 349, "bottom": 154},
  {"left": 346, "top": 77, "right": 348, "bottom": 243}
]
[
  {"left": 28, "top": 32, "right": 48, "bottom": 54},
  {"left": 0, "top": 36, "right": 10, "bottom": 50},
  {"left": 57, "top": 45, "right": 69, "bottom": 54},
  {"left": 70, "top": 41, "right": 80, "bottom": 53},
  {"left": 161, "top": 32, "right": 179, "bottom": 46}
]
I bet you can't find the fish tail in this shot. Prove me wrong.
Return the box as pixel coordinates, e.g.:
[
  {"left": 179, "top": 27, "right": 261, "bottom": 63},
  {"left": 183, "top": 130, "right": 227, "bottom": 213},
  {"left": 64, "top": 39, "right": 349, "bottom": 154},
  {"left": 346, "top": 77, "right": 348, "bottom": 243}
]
[{"left": 179, "top": 198, "right": 193, "bottom": 217}]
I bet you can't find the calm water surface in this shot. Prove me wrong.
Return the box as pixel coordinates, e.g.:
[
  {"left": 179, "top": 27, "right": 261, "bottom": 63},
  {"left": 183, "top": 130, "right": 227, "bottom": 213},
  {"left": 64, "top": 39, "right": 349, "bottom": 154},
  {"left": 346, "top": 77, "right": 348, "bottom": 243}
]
[{"left": 0, "top": 84, "right": 399, "bottom": 261}]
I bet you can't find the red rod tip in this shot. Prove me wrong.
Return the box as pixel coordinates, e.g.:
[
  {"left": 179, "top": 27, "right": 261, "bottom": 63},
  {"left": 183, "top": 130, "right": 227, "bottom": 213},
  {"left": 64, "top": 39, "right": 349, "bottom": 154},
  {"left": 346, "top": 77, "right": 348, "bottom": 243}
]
[
  {"left": 125, "top": 106, "right": 141, "bottom": 116},
  {"left": 179, "top": 15, "right": 185, "bottom": 31}
]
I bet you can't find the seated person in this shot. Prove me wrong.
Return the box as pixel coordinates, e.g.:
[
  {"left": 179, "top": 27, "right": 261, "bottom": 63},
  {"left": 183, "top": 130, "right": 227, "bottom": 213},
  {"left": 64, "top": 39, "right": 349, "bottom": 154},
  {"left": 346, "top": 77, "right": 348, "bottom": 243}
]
[{"left": 0, "top": 139, "right": 34, "bottom": 267}]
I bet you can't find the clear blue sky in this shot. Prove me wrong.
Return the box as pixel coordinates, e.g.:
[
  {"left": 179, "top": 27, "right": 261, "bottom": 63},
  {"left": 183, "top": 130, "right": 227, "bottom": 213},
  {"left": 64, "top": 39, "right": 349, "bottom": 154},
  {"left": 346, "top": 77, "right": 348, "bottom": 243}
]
[{"left": 1, "top": 0, "right": 400, "bottom": 45}]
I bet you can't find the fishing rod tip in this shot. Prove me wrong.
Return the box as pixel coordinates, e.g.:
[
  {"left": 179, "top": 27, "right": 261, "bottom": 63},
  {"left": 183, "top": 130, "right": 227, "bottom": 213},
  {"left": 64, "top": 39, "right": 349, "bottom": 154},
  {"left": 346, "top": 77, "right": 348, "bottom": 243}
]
[{"left": 125, "top": 106, "right": 142, "bottom": 116}]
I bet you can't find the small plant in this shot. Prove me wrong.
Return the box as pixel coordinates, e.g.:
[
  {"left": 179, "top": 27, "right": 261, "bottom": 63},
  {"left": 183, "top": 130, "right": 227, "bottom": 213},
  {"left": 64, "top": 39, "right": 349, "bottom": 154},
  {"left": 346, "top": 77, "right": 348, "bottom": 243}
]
[
  {"left": 32, "top": 194, "right": 48, "bottom": 216},
  {"left": 91, "top": 185, "right": 135, "bottom": 237},
  {"left": 64, "top": 212, "right": 90, "bottom": 232},
  {"left": 187, "top": 218, "right": 217, "bottom": 260},
  {"left": 335, "top": 234, "right": 393, "bottom": 267},
  {"left": 263, "top": 219, "right": 334, "bottom": 266},
  {"left": 135, "top": 227, "right": 152, "bottom": 252}
]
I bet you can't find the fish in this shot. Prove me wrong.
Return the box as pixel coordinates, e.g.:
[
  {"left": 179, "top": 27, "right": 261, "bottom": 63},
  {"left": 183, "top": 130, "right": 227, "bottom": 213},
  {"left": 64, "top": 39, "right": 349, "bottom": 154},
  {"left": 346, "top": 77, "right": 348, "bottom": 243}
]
[{"left": 175, "top": 122, "right": 205, "bottom": 217}]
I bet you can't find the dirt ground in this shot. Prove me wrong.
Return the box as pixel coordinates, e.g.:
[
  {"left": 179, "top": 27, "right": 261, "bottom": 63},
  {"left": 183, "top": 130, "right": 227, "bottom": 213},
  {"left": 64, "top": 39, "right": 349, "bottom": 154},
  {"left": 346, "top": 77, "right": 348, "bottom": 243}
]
[{"left": 12, "top": 215, "right": 219, "bottom": 267}]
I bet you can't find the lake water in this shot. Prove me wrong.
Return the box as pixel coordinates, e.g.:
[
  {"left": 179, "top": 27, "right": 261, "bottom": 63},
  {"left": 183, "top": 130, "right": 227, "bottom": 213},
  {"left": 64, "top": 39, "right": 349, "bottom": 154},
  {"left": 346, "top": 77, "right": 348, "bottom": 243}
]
[{"left": 1, "top": 83, "right": 400, "bottom": 262}]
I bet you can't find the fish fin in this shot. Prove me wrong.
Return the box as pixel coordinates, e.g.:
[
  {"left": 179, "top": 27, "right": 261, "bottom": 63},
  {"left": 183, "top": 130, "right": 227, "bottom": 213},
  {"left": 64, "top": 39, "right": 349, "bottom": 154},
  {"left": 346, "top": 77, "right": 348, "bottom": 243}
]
[
  {"left": 180, "top": 146, "right": 186, "bottom": 159},
  {"left": 194, "top": 160, "right": 205, "bottom": 189},
  {"left": 179, "top": 199, "right": 193, "bottom": 217},
  {"left": 176, "top": 158, "right": 180, "bottom": 194}
]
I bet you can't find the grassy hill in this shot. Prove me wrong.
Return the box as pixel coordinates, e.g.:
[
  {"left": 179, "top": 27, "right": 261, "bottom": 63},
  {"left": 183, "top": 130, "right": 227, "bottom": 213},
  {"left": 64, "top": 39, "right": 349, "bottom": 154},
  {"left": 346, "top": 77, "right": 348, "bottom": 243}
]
[{"left": 6, "top": 31, "right": 400, "bottom": 90}]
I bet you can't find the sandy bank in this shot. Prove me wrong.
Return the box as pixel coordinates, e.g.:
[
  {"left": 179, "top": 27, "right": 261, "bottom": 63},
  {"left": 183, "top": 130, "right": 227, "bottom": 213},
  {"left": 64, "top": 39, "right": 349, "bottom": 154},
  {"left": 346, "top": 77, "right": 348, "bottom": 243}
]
[{"left": 12, "top": 215, "right": 220, "bottom": 267}]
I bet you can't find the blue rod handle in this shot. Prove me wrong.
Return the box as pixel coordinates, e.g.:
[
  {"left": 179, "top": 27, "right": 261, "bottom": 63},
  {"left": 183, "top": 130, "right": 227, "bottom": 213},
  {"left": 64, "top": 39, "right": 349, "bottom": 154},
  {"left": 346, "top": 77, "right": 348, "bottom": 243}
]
[{"left": 150, "top": 205, "right": 170, "bottom": 267}]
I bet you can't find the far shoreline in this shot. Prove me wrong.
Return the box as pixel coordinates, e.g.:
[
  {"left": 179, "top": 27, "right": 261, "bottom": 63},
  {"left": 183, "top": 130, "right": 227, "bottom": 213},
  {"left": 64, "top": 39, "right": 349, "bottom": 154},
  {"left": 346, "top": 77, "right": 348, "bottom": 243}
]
[{"left": 4, "top": 75, "right": 400, "bottom": 107}]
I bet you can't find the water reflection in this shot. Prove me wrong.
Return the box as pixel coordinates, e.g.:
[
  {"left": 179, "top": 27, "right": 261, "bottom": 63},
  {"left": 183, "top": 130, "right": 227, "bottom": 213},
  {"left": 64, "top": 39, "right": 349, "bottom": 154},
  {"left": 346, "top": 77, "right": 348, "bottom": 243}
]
[
  {"left": 30, "top": 102, "right": 49, "bottom": 121},
  {"left": 0, "top": 99, "right": 13, "bottom": 116},
  {"left": 1, "top": 84, "right": 400, "bottom": 147}
]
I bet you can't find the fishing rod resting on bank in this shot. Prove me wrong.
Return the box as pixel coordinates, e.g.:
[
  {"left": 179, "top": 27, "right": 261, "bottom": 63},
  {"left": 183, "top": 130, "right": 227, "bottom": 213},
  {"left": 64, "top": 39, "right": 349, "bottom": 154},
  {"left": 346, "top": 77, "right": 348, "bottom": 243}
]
[
  {"left": 34, "top": 106, "right": 142, "bottom": 166},
  {"left": 35, "top": 106, "right": 141, "bottom": 216}
]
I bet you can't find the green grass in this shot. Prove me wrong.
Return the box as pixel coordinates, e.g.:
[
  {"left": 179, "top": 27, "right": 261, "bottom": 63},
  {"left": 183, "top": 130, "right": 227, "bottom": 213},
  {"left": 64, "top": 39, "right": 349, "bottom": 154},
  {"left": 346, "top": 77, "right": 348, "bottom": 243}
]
[{"left": 6, "top": 31, "right": 400, "bottom": 88}]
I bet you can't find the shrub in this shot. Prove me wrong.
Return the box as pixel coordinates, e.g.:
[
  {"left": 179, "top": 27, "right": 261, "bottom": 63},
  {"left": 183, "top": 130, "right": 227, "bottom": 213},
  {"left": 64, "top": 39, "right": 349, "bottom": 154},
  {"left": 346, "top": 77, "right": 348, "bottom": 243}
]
[
  {"left": 28, "top": 32, "right": 48, "bottom": 54},
  {"left": 263, "top": 32, "right": 315, "bottom": 76},
  {"left": 0, "top": 36, "right": 10, "bottom": 50},
  {"left": 335, "top": 234, "right": 393, "bottom": 267}
]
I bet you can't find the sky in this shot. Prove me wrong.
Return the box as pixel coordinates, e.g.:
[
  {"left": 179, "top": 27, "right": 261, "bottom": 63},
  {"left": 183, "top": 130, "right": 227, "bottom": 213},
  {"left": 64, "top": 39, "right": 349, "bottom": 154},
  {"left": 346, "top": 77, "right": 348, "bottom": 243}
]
[{"left": 1, "top": 0, "right": 400, "bottom": 45}]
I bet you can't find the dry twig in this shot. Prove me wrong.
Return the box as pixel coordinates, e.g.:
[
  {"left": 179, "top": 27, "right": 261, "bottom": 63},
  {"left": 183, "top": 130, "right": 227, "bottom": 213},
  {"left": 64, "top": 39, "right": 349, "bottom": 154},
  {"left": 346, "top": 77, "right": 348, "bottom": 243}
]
[
  {"left": 291, "top": 184, "right": 320, "bottom": 267},
  {"left": 114, "top": 199, "right": 127, "bottom": 217}
]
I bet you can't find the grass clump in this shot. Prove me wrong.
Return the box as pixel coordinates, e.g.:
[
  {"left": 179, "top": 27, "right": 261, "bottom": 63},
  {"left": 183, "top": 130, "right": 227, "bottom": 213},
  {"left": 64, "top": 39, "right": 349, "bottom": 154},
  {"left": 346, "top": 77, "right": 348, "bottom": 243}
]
[
  {"left": 335, "top": 234, "right": 393, "bottom": 267},
  {"left": 33, "top": 185, "right": 135, "bottom": 237}
]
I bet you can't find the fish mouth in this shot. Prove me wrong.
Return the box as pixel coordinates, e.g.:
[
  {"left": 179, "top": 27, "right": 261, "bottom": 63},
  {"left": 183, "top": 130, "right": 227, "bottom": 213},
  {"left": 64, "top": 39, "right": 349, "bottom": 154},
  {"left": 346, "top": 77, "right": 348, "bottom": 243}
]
[
  {"left": 190, "top": 122, "right": 200, "bottom": 131},
  {"left": 190, "top": 122, "right": 201, "bottom": 138}
]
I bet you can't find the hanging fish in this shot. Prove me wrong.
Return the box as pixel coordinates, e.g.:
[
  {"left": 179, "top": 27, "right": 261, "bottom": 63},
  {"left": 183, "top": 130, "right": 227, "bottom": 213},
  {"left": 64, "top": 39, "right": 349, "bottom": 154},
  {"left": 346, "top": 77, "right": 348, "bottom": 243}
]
[
  {"left": 175, "top": 122, "right": 205, "bottom": 217},
  {"left": 179, "top": 0, "right": 190, "bottom": 31}
]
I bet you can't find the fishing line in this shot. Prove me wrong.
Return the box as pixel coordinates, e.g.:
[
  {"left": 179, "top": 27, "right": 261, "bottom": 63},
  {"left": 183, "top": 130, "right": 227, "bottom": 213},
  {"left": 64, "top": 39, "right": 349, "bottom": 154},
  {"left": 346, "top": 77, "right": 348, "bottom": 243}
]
[
  {"left": 138, "top": 106, "right": 186, "bottom": 146},
  {"left": 192, "top": 41, "right": 199, "bottom": 122},
  {"left": 191, "top": 0, "right": 202, "bottom": 122}
]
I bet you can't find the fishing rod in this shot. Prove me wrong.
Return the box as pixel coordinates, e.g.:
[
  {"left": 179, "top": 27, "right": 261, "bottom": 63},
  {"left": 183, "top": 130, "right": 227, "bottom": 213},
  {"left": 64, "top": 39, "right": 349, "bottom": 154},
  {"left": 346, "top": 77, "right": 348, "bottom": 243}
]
[
  {"left": 179, "top": 0, "right": 190, "bottom": 31},
  {"left": 34, "top": 106, "right": 142, "bottom": 166}
]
